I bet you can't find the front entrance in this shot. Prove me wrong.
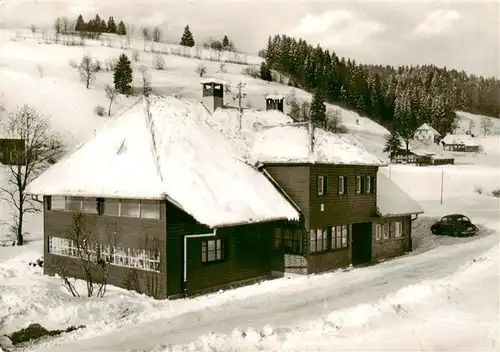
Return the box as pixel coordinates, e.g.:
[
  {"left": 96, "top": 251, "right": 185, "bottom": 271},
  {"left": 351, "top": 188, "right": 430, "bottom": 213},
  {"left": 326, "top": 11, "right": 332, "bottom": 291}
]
[{"left": 351, "top": 222, "right": 372, "bottom": 266}]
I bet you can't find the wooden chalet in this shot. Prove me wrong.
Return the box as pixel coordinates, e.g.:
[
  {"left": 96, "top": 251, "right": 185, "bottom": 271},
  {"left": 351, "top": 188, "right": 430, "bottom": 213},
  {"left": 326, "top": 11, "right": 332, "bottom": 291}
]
[
  {"left": 251, "top": 122, "right": 424, "bottom": 275},
  {"left": 26, "top": 96, "right": 299, "bottom": 299}
]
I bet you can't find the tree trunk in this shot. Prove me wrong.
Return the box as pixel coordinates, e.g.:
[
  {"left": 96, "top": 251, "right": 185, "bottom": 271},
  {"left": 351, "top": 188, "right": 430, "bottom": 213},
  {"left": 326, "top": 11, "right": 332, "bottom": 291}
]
[
  {"left": 17, "top": 192, "right": 24, "bottom": 246},
  {"left": 405, "top": 140, "right": 410, "bottom": 164},
  {"left": 86, "top": 79, "right": 90, "bottom": 89},
  {"left": 108, "top": 98, "right": 113, "bottom": 116}
]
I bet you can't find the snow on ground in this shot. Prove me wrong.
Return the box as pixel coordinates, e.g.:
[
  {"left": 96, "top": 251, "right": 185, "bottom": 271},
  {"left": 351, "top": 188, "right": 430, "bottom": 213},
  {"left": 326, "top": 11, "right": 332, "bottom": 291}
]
[
  {"left": 455, "top": 110, "right": 500, "bottom": 136},
  {"left": 380, "top": 164, "right": 500, "bottom": 201}
]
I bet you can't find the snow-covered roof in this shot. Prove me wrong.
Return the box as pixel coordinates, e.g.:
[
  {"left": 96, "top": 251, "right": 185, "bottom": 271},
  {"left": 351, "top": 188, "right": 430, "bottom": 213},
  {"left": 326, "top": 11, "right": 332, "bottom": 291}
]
[
  {"left": 25, "top": 96, "right": 299, "bottom": 228},
  {"left": 200, "top": 77, "right": 226, "bottom": 85},
  {"left": 417, "top": 123, "right": 441, "bottom": 136},
  {"left": 266, "top": 94, "right": 284, "bottom": 100},
  {"left": 377, "top": 172, "right": 424, "bottom": 217},
  {"left": 251, "top": 124, "right": 386, "bottom": 166},
  {"left": 441, "top": 134, "right": 479, "bottom": 147}
]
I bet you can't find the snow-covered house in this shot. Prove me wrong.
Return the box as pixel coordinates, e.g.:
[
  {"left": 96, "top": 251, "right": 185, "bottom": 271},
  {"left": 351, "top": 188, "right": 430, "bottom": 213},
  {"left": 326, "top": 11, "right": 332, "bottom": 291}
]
[
  {"left": 441, "top": 134, "right": 480, "bottom": 152},
  {"left": 25, "top": 96, "right": 299, "bottom": 299},
  {"left": 250, "top": 122, "right": 424, "bottom": 274},
  {"left": 414, "top": 123, "right": 441, "bottom": 143}
]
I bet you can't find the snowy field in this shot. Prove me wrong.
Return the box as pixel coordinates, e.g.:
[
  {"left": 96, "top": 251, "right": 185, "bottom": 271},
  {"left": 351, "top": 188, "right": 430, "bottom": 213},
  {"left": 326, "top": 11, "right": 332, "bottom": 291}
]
[{"left": 1, "top": 27, "right": 500, "bottom": 352}]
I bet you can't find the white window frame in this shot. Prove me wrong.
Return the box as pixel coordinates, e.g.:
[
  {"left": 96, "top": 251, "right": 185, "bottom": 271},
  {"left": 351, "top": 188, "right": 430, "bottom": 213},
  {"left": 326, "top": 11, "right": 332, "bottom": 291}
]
[
  {"left": 103, "top": 199, "right": 160, "bottom": 219},
  {"left": 338, "top": 176, "right": 345, "bottom": 195},
  {"left": 383, "top": 223, "right": 390, "bottom": 240},
  {"left": 366, "top": 176, "right": 372, "bottom": 194},
  {"left": 318, "top": 176, "right": 324, "bottom": 196},
  {"left": 394, "top": 222, "right": 403, "bottom": 238},
  {"left": 201, "top": 239, "right": 225, "bottom": 263},
  {"left": 48, "top": 236, "right": 160, "bottom": 272},
  {"left": 375, "top": 224, "right": 382, "bottom": 241},
  {"left": 356, "top": 176, "right": 362, "bottom": 194},
  {"left": 49, "top": 196, "right": 97, "bottom": 214}
]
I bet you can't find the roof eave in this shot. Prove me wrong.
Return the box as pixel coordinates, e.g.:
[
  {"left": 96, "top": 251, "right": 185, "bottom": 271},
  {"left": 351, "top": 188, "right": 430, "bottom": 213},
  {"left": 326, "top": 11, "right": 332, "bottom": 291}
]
[
  {"left": 208, "top": 215, "right": 300, "bottom": 229},
  {"left": 376, "top": 209, "right": 425, "bottom": 217}
]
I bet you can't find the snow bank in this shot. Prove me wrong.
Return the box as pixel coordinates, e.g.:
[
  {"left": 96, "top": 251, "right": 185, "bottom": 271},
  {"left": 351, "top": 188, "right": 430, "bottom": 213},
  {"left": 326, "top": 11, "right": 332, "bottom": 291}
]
[{"left": 157, "top": 246, "right": 499, "bottom": 352}]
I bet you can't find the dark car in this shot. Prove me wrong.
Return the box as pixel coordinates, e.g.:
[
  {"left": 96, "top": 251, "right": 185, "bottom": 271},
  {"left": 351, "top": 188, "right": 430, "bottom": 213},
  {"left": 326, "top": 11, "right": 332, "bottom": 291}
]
[{"left": 431, "top": 214, "right": 477, "bottom": 237}]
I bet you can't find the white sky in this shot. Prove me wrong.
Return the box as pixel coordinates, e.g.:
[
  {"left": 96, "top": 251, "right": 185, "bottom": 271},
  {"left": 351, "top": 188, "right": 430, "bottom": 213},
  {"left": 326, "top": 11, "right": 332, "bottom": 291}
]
[{"left": 1, "top": 0, "right": 498, "bottom": 77}]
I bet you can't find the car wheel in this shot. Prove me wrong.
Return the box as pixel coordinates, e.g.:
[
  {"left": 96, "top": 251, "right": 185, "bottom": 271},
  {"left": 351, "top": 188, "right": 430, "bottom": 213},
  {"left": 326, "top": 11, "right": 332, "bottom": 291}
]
[{"left": 431, "top": 228, "right": 437, "bottom": 234}]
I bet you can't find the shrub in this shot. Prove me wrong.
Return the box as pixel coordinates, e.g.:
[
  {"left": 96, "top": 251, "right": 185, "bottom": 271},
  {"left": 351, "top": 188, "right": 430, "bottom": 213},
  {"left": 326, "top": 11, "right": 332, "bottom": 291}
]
[
  {"left": 94, "top": 105, "right": 105, "bottom": 116},
  {"left": 492, "top": 189, "right": 500, "bottom": 198},
  {"left": 242, "top": 65, "right": 260, "bottom": 78},
  {"left": 474, "top": 185, "right": 483, "bottom": 195},
  {"left": 153, "top": 54, "right": 165, "bottom": 70},
  {"left": 68, "top": 59, "right": 78, "bottom": 68},
  {"left": 8, "top": 323, "right": 85, "bottom": 346},
  {"left": 195, "top": 64, "right": 207, "bottom": 77}
]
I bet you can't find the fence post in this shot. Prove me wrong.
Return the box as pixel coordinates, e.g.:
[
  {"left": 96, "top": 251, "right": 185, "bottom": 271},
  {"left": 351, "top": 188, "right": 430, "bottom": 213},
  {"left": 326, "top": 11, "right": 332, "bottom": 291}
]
[{"left": 440, "top": 169, "right": 444, "bottom": 204}]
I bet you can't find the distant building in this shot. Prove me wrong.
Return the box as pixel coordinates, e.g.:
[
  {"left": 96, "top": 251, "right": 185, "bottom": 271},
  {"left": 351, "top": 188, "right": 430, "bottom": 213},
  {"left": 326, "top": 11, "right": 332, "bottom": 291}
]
[
  {"left": 0, "top": 138, "right": 26, "bottom": 166},
  {"left": 265, "top": 94, "right": 284, "bottom": 113},
  {"left": 414, "top": 123, "right": 441, "bottom": 144},
  {"left": 200, "top": 78, "right": 225, "bottom": 113},
  {"left": 441, "top": 134, "right": 480, "bottom": 153}
]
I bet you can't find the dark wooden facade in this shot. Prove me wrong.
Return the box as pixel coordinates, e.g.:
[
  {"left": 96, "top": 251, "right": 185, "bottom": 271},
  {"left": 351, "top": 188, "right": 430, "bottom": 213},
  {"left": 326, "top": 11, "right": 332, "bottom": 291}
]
[
  {"left": 265, "top": 163, "right": 390, "bottom": 274},
  {"left": 442, "top": 143, "right": 480, "bottom": 153},
  {"left": 201, "top": 81, "right": 224, "bottom": 111},
  {"left": 0, "top": 138, "right": 25, "bottom": 165},
  {"left": 266, "top": 98, "right": 284, "bottom": 113},
  {"left": 42, "top": 196, "right": 280, "bottom": 299}
]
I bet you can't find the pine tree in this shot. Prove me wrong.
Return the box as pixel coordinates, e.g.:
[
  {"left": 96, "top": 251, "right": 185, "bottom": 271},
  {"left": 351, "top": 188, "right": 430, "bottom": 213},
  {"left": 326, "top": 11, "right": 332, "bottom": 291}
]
[
  {"left": 117, "top": 21, "right": 126, "bottom": 35},
  {"left": 222, "top": 35, "right": 230, "bottom": 49},
  {"left": 107, "top": 16, "right": 117, "bottom": 33},
  {"left": 180, "top": 25, "right": 195, "bottom": 47},
  {"left": 310, "top": 88, "right": 327, "bottom": 128},
  {"left": 94, "top": 14, "right": 102, "bottom": 32},
  {"left": 260, "top": 62, "right": 272, "bottom": 81},
  {"left": 383, "top": 131, "right": 402, "bottom": 160},
  {"left": 114, "top": 53, "right": 133, "bottom": 95},
  {"left": 75, "top": 14, "right": 85, "bottom": 32},
  {"left": 100, "top": 19, "right": 107, "bottom": 33}
]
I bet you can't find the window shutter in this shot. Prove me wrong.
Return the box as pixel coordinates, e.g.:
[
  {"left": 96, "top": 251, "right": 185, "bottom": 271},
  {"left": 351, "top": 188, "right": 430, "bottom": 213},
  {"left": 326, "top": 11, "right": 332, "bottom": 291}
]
[
  {"left": 344, "top": 176, "right": 348, "bottom": 194},
  {"left": 323, "top": 176, "right": 328, "bottom": 195},
  {"left": 46, "top": 196, "right": 52, "bottom": 211}
]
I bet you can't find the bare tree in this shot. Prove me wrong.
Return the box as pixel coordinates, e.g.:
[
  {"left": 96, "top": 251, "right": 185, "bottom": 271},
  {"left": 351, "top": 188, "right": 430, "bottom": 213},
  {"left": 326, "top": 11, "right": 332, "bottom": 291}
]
[
  {"left": 325, "top": 109, "right": 348, "bottom": 133},
  {"left": 131, "top": 49, "right": 140, "bottom": 62},
  {"left": 105, "top": 85, "right": 118, "bottom": 116},
  {"left": 0, "top": 106, "right": 64, "bottom": 245},
  {"left": 152, "top": 27, "right": 161, "bottom": 42},
  {"left": 480, "top": 116, "right": 493, "bottom": 137},
  {"left": 139, "top": 65, "right": 152, "bottom": 96},
  {"left": 142, "top": 27, "right": 150, "bottom": 51},
  {"left": 152, "top": 54, "right": 165, "bottom": 70},
  {"left": 195, "top": 64, "right": 207, "bottom": 77},
  {"left": 61, "top": 17, "right": 70, "bottom": 35},
  {"left": 78, "top": 55, "right": 97, "bottom": 89},
  {"left": 126, "top": 24, "right": 133, "bottom": 49},
  {"left": 54, "top": 18, "right": 62, "bottom": 42},
  {"left": 59, "top": 210, "right": 120, "bottom": 298}
]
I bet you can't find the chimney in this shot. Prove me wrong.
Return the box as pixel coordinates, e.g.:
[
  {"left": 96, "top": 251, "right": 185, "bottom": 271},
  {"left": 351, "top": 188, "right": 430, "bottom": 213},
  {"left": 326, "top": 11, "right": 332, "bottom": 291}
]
[
  {"left": 308, "top": 121, "right": 314, "bottom": 154},
  {"left": 265, "top": 94, "right": 284, "bottom": 113},
  {"left": 201, "top": 78, "right": 225, "bottom": 113}
]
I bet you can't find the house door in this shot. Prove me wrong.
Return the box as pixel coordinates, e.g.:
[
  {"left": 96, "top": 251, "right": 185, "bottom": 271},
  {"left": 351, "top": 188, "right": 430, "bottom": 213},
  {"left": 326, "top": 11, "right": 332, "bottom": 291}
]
[{"left": 351, "top": 222, "right": 372, "bottom": 266}]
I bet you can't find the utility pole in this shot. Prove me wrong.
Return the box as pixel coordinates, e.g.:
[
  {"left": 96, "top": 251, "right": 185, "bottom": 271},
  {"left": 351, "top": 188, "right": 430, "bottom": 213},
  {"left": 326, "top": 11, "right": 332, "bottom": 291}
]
[{"left": 235, "top": 82, "right": 247, "bottom": 131}]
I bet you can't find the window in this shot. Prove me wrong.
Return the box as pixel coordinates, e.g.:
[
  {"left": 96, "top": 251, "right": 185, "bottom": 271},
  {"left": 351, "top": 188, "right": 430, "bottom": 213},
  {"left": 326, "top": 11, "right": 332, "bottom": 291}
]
[
  {"left": 50, "top": 196, "right": 66, "bottom": 210},
  {"left": 338, "top": 176, "right": 347, "bottom": 195},
  {"left": 317, "top": 176, "right": 327, "bottom": 196},
  {"left": 356, "top": 176, "right": 363, "bottom": 194},
  {"left": 48, "top": 237, "right": 160, "bottom": 272},
  {"left": 383, "top": 223, "right": 390, "bottom": 240},
  {"left": 310, "top": 229, "right": 328, "bottom": 253},
  {"left": 102, "top": 199, "right": 160, "bottom": 219},
  {"left": 103, "top": 198, "right": 120, "bottom": 216},
  {"left": 120, "top": 199, "right": 140, "bottom": 218},
  {"left": 201, "top": 239, "right": 226, "bottom": 263},
  {"left": 140, "top": 200, "right": 160, "bottom": 219},
  {"left": 366, "top": 176, "right": 372, "bottom": 194},
  {"left": 332, "top": 225, "right": 349, "bottom": 249},
  {"left": 375, "top": 224, "right": 382, "bottom": 241},
  {"left": 394, "top": 222, "right": 403, "bottom": 238}
]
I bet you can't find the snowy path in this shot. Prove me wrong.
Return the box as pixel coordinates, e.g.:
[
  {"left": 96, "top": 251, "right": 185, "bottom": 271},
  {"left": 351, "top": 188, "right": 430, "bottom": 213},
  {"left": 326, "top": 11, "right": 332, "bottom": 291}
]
[{"left": 30, "top": 231, "right": 498, "bottom": 352}]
